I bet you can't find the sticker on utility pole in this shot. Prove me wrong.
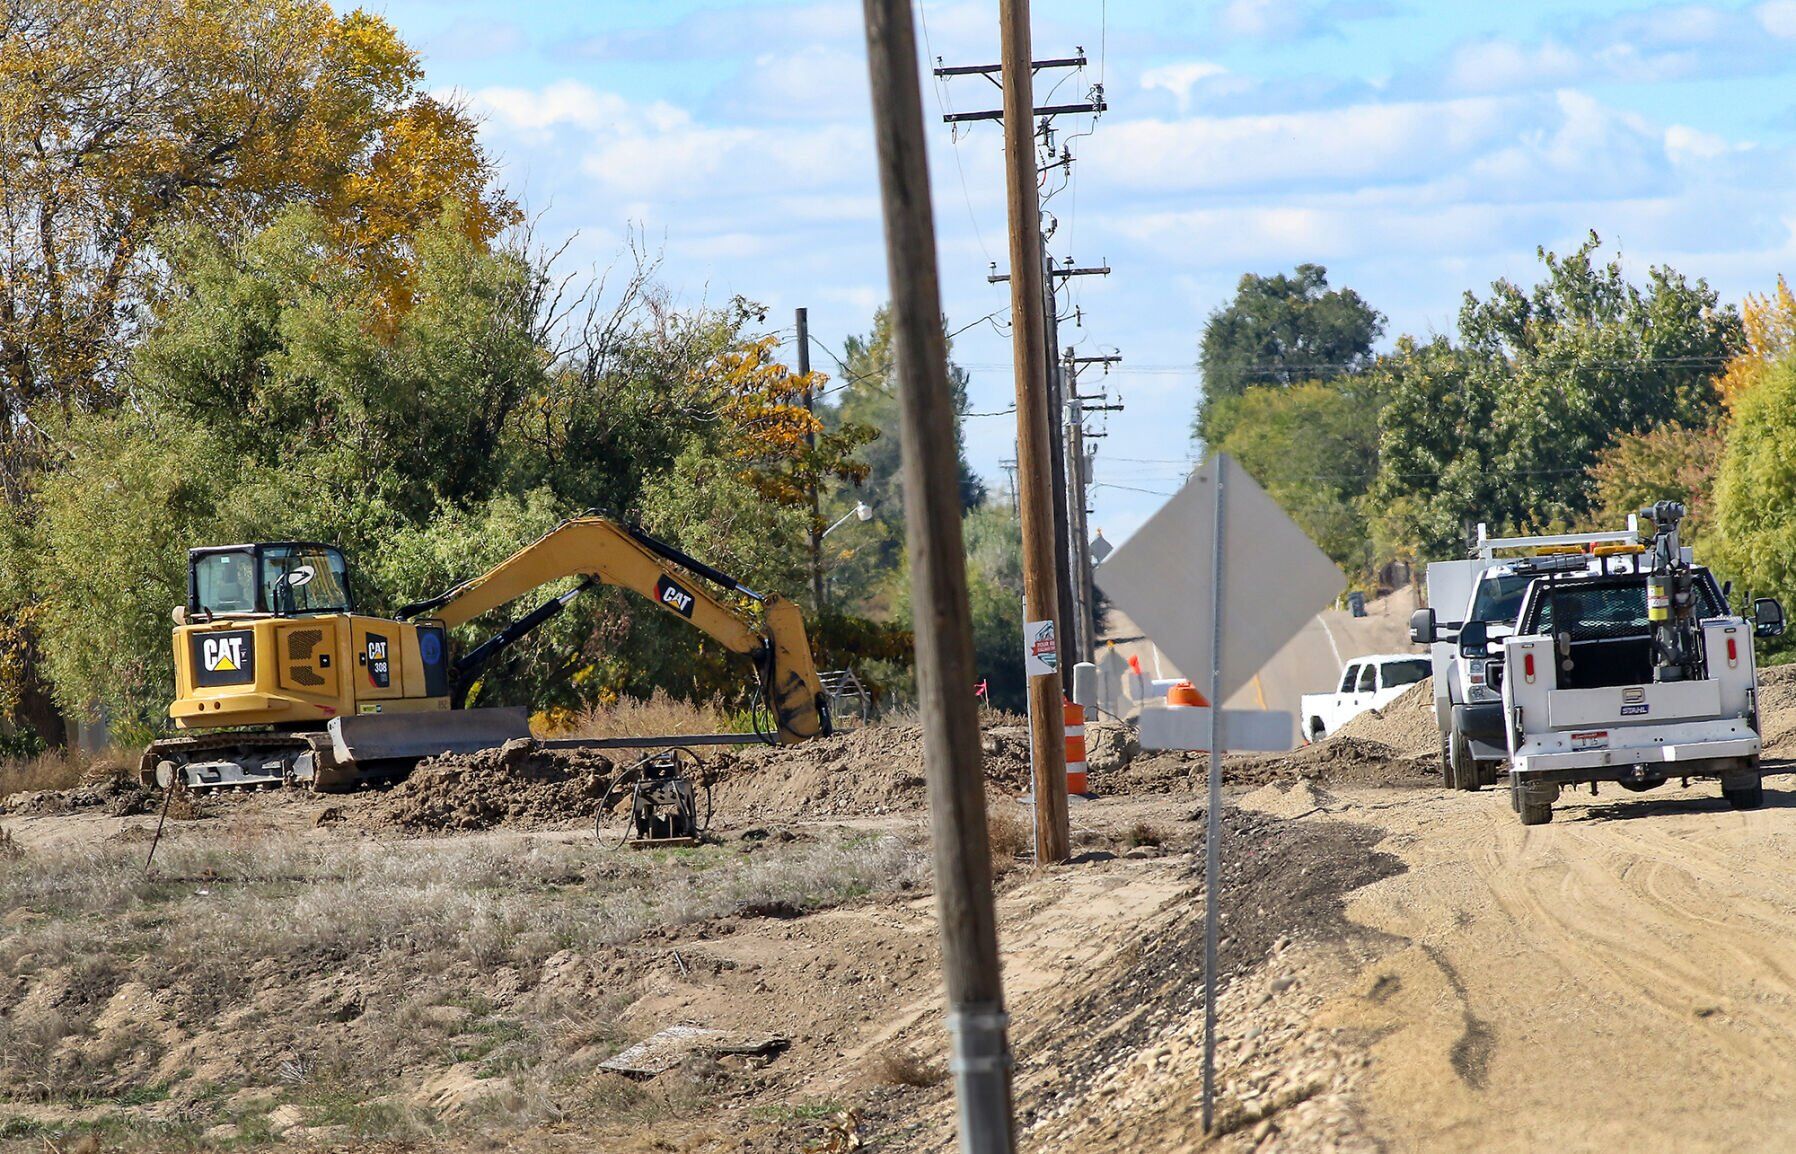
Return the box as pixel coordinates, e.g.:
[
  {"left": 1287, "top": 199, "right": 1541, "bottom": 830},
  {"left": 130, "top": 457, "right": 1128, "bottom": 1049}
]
[{"left": 1024, "top": 619, "right": 1058, "bottom": 676}]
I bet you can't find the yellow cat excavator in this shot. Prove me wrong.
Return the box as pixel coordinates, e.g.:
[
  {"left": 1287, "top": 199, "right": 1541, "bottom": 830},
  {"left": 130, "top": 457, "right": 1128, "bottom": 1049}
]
[{"left": 140, "top": 515, "right": 830, "bottom": 791}]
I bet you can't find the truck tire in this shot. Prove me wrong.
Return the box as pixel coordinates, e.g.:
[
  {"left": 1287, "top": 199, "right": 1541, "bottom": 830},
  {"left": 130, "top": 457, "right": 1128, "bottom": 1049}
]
[
  {"left": 1723, "top": 770, "right": 1765, "bottom": 811},
  {"left": 1450, "top": 730, "right": 1482, "bottom": 792},
  {"left": 1438, "top": 731, "right": 1453, "bottom": 788},
  {"left": 1477, "top": 759, "right": 1501, "bottom": 789},
  {"left": 1514, "top": 779, "right": 1556, "bottom": 826}
]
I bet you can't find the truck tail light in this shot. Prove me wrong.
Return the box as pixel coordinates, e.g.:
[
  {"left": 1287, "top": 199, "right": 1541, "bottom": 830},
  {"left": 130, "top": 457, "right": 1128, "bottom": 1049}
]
[
  {"left": 1727, "top": 636, "right": 1738, "bottom": 667},
  {"left": 1523, "top": 652, "right": 1536, "bottom": 683}
]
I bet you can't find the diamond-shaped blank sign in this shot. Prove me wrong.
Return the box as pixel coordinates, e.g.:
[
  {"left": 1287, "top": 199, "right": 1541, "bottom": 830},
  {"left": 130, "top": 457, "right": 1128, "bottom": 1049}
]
[
  {"left": 1095, "top": 453, "right": 1343, "bottom": 703},
  {"left": 1089, "top": 531, "right": 1114, "bottom": 564}
]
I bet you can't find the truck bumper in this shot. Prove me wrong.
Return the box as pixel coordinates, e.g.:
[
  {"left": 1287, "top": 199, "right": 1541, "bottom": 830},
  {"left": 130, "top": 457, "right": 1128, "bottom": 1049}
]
[{"left": 1511, "top": 735, "right": 1760, "bottom": 785}]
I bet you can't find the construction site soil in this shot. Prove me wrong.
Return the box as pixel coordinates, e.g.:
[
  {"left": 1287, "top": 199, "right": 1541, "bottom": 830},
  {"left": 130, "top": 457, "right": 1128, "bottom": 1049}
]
[{"left": 9, "top": 665, "right": 1796, "bottom": 1152}]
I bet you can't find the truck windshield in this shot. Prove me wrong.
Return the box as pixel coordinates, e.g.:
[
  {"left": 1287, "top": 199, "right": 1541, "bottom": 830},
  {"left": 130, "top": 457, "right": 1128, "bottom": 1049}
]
[
  {"left": 1530, "top": 578, "right": 1723, "bottom": 637},
  {"left": 1469, "top": 573, "right": 1533, "bottom": 626},
  {"left": 1382, "top": 659, "right": 1430, "bottom": 688},
  {"left": 261, "top": 546, "right": 350, "bottom": 614}
]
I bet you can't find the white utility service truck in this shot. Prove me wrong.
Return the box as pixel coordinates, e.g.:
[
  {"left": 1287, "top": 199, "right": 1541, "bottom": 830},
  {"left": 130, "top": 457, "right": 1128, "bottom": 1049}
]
[
  {"left": 1301, "top": 654, "right": 1431, "bottom": 742},
  {"left": 1410, "top": 523, "right": 1643, "bottom": 791},
  {"left": 1441, "top": 503, "right": 1781, "bottom": 826}
]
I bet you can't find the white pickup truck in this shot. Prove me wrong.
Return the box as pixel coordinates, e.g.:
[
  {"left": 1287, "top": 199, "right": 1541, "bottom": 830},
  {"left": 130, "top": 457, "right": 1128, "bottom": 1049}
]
[{"left": 1301, "top": 654, "right": 1431, "bottom": 743}]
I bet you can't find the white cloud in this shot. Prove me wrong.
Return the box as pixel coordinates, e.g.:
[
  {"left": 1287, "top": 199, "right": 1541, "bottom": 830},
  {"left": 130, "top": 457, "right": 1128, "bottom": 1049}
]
[
  {"left": 1444, "top": 39, "right": 1583, "bottom": 94},
  {"left": 1217, "top": 0, "right": 1304, "bottom": 40},
  {"left": 465, "top": 81, "right": 870, "bottom": 202},
  {"left": 1758, "top": 0, "right": 1796, "bottom": 37},
  {"left": 1140, "top": 61, "right": 1234, "bottom": 114},
  {"left": 1088, "top": 97, "right": 1524, "bottom": 195}
]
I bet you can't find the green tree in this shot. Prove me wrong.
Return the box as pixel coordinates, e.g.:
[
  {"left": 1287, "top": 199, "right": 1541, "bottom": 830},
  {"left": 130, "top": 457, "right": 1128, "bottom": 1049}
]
[
  {"left": 1588, "top": 424, "right": 1724, "bottom": 549},
  {"left": 1210, "top": 380, "right": 1380, "bottom": 573},
  {"left": 821, "top": 306, "right": 985, "bottom": 615},
  {"left": 1196, "top": 264, "right": 1384, "bottom": 446},
  {"left": 1712, "top": 357, "right": 1796, "bottom": 608},
  {"left": 1371, "top": 235, "right": 1739, "bottom": 561}
]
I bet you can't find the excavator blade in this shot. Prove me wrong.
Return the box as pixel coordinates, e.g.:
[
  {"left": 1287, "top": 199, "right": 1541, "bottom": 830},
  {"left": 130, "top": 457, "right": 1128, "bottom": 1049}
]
[{"left": 327, "top": 707, "right": 532, "bottom": 767}]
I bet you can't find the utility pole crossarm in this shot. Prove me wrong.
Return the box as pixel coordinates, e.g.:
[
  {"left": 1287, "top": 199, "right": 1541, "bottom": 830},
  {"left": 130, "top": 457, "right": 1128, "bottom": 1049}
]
[
  {"left": 943, "top": 98, "right": 1106, "bottom": 123},
  {"left": 988, "top": 263, "right": 1110, "bottom": 284},
  {"left": 933, "top": 53, "right": 1086, "bottom": 76}
]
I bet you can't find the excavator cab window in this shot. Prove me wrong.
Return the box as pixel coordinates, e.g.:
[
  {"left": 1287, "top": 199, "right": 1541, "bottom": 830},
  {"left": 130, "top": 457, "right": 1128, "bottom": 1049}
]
[
  {"left": 261, "top": 545, "right": 350, "bottom": 615},
  {"left": 194, "top": 551, "right": 257, "bottom": 615},
  {"left": 189, "top": 543, "right": 352, "bottom": 616}
]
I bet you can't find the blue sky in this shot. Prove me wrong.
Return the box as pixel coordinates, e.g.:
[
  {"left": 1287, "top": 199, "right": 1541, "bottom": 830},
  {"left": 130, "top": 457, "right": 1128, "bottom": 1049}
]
[{"left": 349, "top": 0, "right": 1796, "bottom": 541}]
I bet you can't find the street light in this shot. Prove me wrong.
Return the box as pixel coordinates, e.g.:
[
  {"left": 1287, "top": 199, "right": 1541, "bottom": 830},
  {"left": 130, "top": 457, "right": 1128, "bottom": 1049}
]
[{"left": 822, "top": 501, "right": 874, "bottom": 539}]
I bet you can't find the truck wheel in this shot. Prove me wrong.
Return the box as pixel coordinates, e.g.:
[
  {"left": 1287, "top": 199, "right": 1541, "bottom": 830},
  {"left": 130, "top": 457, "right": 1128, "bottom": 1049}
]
[
  {"left": 1439, "top": 732, "right": 1453, "bottom": 788},
  {"left": 1516, "top": 780, "right": 1556, "bottom": 826},
  {"left": 1723, "top": 777, "right": 1765, "bottom": 811},
  {"left": 1450, "top": 730, "right": 1481, "bottom": 792},
  {"left": 1477, "top": 760, "right": 1501, "bottom": 789}
]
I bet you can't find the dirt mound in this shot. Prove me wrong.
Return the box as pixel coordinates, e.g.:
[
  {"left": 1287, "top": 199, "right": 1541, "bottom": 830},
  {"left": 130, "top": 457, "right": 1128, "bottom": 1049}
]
[
  {"left": 1238, "top": 778, "right": 1338, "bottom": 819},
  {"left": 710, "top": 722, "right": 1034, "bottom": 820},
  {"left": 366, "top": 740, "right": 616, "bottom": 832},
  {"left": 1, "top": 773, "right": 152, "bottom": 817},
  {"left": 1233, "top": 736, "right": 1437, "bottom": 789},
  {"left": 1330, "top": 677, "right": 1439, "bottom": 758},
  {"left": 1758, "top": 662, "right": 1796, "bottom": 754}
]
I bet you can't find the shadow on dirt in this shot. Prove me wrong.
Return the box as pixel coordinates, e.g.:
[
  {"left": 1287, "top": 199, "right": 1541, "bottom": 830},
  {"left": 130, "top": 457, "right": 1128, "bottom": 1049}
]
[{"left": 1559, "top": 786, "right": 1796, "bottom": 824}]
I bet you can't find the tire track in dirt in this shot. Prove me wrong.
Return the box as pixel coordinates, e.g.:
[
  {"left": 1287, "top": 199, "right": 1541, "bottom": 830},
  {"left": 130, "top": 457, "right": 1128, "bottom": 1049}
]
[{"left": 1323, "top": 784, "right": 1796, "bottom": 1152}]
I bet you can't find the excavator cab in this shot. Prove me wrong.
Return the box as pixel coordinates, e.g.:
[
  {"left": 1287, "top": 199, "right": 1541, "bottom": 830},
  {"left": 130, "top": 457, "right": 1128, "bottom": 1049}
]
[{"left": 187, "top": 543, "right": 353, "bottom": 619}]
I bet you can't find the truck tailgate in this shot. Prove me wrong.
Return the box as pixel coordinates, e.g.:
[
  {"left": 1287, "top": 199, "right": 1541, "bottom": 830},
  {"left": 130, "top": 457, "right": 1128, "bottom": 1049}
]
[{"left": 1545, "top": 680, "right": 1722, "bottom": 729}]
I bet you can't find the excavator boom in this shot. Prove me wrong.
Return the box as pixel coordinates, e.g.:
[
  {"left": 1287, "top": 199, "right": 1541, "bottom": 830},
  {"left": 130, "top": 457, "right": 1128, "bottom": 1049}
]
[{"left": 401, "top": 515, "right": 830, "bottom": 744}]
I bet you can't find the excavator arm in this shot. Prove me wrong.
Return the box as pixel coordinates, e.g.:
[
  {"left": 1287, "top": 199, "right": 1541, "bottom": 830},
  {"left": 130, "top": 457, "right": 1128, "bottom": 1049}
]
[{"left": 399, "top": 516, "right": 830, "bottom": 743}]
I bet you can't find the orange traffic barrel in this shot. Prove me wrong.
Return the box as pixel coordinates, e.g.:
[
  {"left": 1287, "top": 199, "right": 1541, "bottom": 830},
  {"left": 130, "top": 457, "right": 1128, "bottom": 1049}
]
[
  {"left": 1167, "top": 680, "right": 1209, "bottom": 707},
  {"left": 1063, "top": 700, "right": 1089, "bottom": 795}
]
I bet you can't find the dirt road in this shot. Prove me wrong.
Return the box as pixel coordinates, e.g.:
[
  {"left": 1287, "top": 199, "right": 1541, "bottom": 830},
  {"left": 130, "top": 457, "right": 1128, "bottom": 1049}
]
[{"left": 1301, "top": 779, "right": 1796, "bottom": 1151}]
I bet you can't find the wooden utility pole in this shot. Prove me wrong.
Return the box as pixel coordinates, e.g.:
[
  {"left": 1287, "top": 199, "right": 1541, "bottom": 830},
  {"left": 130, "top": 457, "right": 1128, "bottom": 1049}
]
[
  {"left": 798, "top": 307, "right": 825, "bottom": 611},
  {"left": 861, "top": 2, "right": 1017, "bottom": 1151},
  {"left": 999, "top": 0, "right": 1070, "bottom": 863}
]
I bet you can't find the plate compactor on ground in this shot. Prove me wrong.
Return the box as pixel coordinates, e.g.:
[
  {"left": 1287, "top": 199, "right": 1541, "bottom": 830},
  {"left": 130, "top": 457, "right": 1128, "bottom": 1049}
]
[{"left": 139, "top": 514, "right": 831, "bottom": 813}]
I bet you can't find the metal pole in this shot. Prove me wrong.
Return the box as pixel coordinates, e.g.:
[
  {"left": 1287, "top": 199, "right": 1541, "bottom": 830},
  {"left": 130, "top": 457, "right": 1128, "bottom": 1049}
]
[
  {"left": 1202, "top": 454, "right": 1228, "bottom": 1133},
  {"left": 860, "top": 3, "right": 1016, "bottom": 1151},
  {"left": 1043, "top": 249, "right": 1077, "bottom": 661},
  {"left": 799, "top": 307, "right": 825, "bottom": 611},
  {"left": 999, "top": 0, "right": 1070, "bottom": 865}
]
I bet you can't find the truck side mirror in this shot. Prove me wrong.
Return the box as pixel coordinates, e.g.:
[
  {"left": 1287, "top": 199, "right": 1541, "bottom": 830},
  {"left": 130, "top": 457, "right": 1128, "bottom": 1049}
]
[
  {"left": 1458, "top": 620, "right": 1489, "bottom": 657},
  {"left": 1409, "top": 608, "right": 1437, "bottom": 645},
  {"left": 1754, "top": 597, "right": 1785, "bottom": 639}
]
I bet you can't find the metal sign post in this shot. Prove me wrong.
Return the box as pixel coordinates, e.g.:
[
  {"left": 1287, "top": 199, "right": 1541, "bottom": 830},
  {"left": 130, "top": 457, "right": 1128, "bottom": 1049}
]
[{"left": 1201, "top": 455, "right": 1227, "bottom": 1133}]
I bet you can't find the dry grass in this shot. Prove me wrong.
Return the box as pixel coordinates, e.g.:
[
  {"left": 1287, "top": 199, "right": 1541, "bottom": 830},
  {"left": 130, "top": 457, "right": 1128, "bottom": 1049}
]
[
  {"left": 871, "top": 1048, "right": 945, "bottom": 1088},
  {"left": 987, "top": 806, "right": 1029, "bottom": 872},
  {"left": 546, "top": 690, "right": 747, "bottom": 740},
  {"left": 0, "top": 826, "right": 927, "bottom": 1147},
  {"left": 0, "top": 748, "right": 107, "bottom": 800},
  {"left": 1122, "top": 821, "right": 1163, "bottom": 848},
  {"left": 0, "top": 825, "right": 20, "bottom": 861}
]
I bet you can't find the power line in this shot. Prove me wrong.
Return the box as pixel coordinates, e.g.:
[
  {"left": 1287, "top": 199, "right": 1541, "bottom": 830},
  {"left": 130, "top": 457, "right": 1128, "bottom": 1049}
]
[{"left": 919, "top": 2, "right": 993, "bottom": 266}]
